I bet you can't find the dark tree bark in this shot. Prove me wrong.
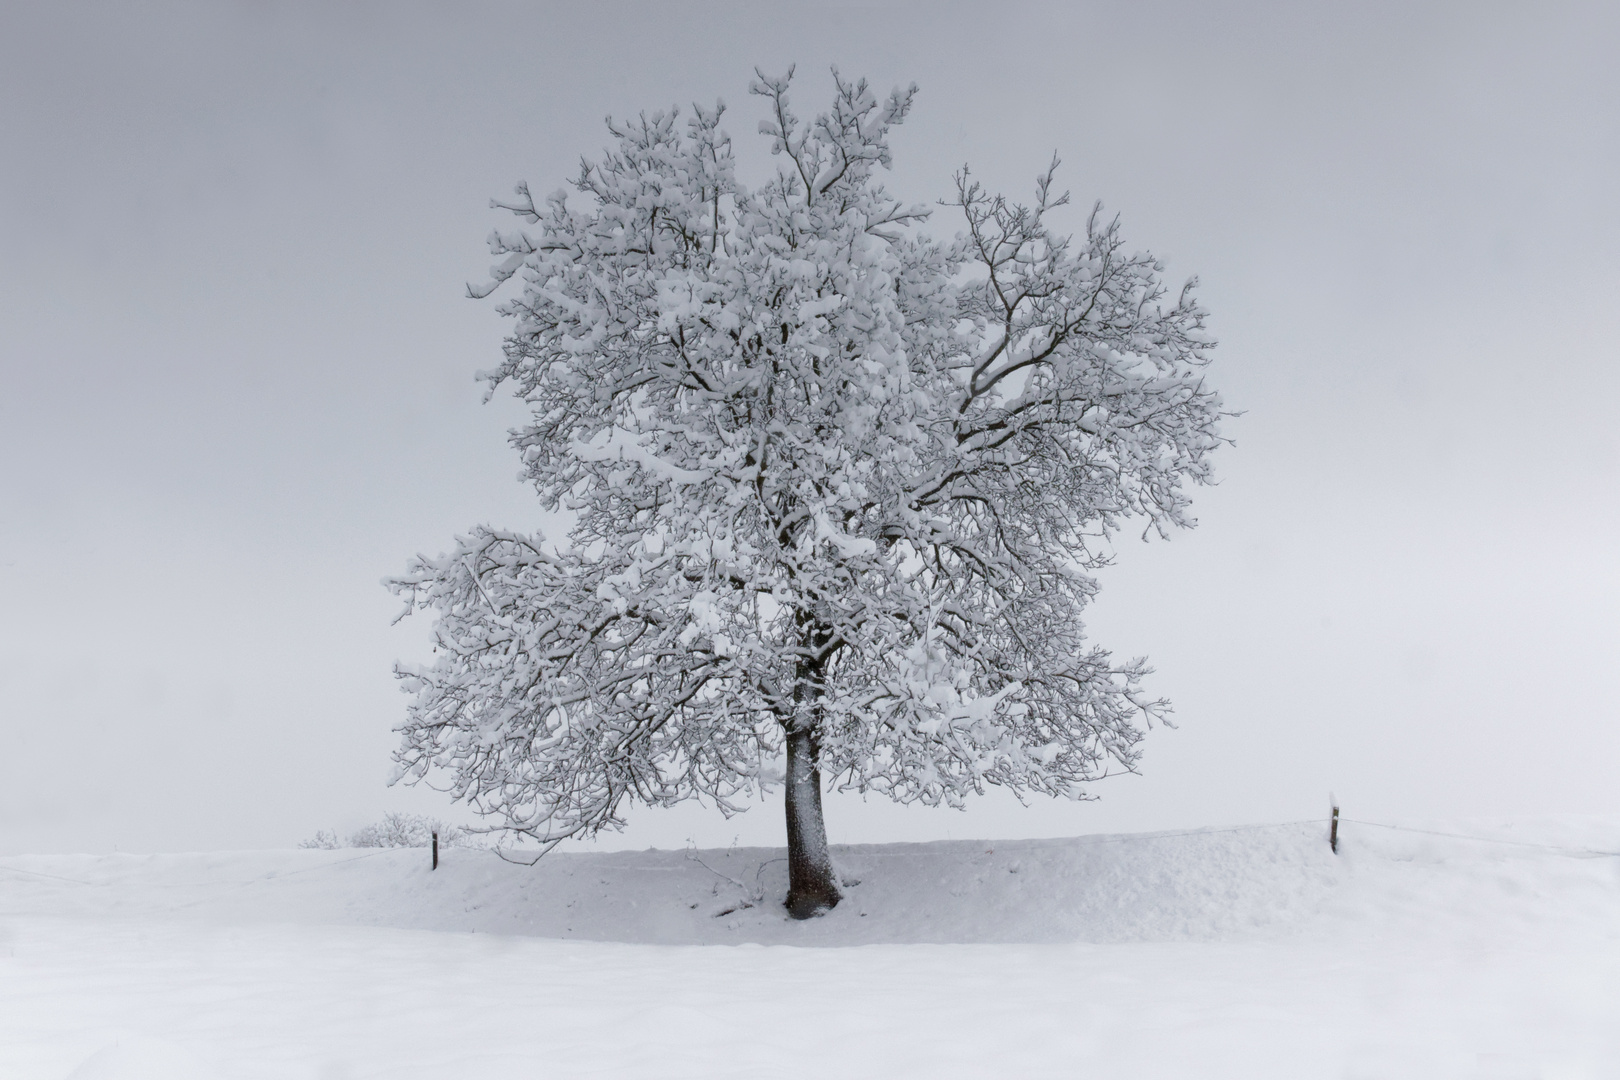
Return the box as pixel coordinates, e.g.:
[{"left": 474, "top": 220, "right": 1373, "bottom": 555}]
[{"left": 783, "top": 724, "right": 841, "bottom": 918}]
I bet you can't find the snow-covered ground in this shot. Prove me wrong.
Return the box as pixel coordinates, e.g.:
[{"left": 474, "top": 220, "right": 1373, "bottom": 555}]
[{"left": 4, "top": 818, "right": 1618, "bottom": 1078}]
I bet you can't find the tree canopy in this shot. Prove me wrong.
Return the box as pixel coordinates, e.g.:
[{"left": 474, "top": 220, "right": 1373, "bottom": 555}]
[{"left": 389, "top": 68, "right": 1226, "bottom": 914}]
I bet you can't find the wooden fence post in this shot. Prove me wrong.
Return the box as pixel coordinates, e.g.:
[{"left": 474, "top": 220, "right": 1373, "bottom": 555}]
[
  {"left": 1329, "top": 804, "right": 1339, "bottom": 855},
  {"left": 432, "top": 831, "right": 439, "bottom": 871}
]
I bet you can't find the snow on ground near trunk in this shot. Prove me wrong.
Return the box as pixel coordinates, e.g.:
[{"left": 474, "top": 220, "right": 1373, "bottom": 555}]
[{"left": 3, "top": 819, "right": 1619, "bottom": 1078}]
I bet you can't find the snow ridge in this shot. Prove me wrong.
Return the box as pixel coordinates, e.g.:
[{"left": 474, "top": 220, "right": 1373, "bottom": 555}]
[{"left": 5, "top": 818, "right": 1617, "bottom": 947}]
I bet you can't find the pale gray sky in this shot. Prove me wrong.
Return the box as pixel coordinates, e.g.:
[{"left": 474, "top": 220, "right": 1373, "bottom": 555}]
[{"left": 3, "top": 1, "right": 1616, "bottom": 854}]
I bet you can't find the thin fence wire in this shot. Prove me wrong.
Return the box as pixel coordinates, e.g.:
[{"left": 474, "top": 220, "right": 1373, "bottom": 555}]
[
  {"left": 0, "top": 864, "right": 98, "bottom": 887},
  {"left": 0, "top": 848, "right": 395, "bottom": 890},
  {"left": 843, "top": 820, "right": 1323, "bottom": 855},
  {"left": 3, "top": 818, "right": 1618, "bottom": 891},
  {"left": 1341, "top": 818, "right": 1620, "bottom": 859}
]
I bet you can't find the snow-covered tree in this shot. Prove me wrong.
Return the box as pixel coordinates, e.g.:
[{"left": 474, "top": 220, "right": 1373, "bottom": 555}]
[{"left": 389, "top": 68, "right": 1226, "bottom": 917}]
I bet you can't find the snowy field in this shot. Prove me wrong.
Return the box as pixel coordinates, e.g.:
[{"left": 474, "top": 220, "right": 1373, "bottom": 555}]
[{"left": 4, "top": 819, "right": 1619, "bottom": 1079}]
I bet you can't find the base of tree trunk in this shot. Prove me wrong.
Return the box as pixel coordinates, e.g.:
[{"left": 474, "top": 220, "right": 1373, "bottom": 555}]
[
  {"left": 783, "top": 725, "right": 842, "bottom": 919},
  {"left": 784, "top": 882, "right": 842, "bottom": 920}
]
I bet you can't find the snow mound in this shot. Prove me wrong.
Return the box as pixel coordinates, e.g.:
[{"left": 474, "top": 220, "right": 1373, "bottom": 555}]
[
  {"left": 5, "top": 820, "right": 1620, "bottom": 1079},
  {"left": 4, "top": 817, "right": 1617, "bottom": 946}
]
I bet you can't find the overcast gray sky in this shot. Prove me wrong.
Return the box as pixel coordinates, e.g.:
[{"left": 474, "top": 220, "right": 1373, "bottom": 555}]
[{"left": 3, "top": 1, "right": 1617, "bottom": 855}]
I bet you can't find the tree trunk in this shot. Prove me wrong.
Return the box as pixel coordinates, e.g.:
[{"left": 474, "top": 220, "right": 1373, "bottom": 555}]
[{"left": 783, "top": 724, "right": 841, "bottom": 919}]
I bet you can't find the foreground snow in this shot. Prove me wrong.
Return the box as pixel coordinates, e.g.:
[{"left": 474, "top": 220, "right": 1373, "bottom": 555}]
[{"left": 3, "top": 820, "right": 1618, "bottom": 1078}]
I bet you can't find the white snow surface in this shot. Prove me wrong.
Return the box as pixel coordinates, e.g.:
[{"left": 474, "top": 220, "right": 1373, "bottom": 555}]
[{"left": 4, "top": 819, "right": 1619, "bottom": 1078}]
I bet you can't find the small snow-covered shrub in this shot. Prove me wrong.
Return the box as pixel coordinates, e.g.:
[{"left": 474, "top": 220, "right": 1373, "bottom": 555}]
[
  {"left": 299, "top": 813, "right": 482, "bottom": 850},
  {"left": 350, "top": 812, "right": 480, "bottom": 848}
]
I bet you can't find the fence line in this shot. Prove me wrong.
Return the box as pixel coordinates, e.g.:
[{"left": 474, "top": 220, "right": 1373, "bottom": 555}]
[
  {"left": 1341, "top": 818, "right": 1620, "bottom": 859},
  {"left": 4, "top": 820, "right": 1619, "bottom": 886},
  {"left": 0, "top": 848, "right": 396, "bottom": 890},
  {"left": 0, "top": 864, "right": 98, "bottom": 887}
]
